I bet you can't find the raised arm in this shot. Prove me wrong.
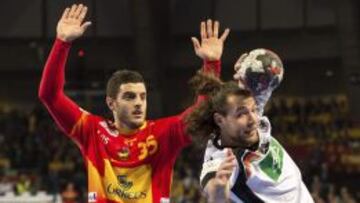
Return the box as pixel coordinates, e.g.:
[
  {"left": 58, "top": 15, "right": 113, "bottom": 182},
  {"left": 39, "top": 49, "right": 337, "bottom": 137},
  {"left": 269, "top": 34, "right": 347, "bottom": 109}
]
[
  {"left": 38, "top": 4, "right": 91, "bottom": 134},
  {"left": 164, "top": 20, "right": 230, "bottom": 149},
  {"left": 192, "top": 19, "right": 230, "bottom": 76},
  {"left": 180, "top": 19, "right": 230, "bottom": 118}
]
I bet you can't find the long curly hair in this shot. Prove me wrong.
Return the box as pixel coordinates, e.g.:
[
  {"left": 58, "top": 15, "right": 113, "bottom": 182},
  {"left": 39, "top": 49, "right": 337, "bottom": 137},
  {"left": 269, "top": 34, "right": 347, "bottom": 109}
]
[{"left": 186, "top": 72, "right": 252, "bottom": 144}]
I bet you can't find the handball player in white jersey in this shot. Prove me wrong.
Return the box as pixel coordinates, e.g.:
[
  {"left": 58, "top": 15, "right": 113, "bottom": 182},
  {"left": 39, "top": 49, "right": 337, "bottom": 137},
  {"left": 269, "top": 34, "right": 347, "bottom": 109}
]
[{"left": 186, "top": 49, "right": 314, "bottom": 203}]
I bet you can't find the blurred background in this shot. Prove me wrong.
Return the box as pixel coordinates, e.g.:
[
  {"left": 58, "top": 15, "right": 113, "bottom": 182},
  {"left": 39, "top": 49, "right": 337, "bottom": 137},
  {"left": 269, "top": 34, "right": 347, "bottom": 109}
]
[{"left": 0, "top": 0, "right": 359, "bottom": 202}]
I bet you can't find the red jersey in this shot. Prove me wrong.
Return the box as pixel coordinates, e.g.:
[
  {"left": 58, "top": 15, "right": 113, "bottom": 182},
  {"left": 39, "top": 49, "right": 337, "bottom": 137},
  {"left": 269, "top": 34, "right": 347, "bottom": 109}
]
[{"left": 39, "top": 39, "right": 221, "bottom": 203}]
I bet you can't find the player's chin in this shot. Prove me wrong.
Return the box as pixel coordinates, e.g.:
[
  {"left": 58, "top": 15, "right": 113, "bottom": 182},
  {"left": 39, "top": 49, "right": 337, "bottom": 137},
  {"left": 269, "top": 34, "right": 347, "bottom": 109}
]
[
  {"left": 243, "top": 131, "right": 259, "bottom": 146},
  {"left": 130, "top": 117, "right": 145, "bottom": 128}
]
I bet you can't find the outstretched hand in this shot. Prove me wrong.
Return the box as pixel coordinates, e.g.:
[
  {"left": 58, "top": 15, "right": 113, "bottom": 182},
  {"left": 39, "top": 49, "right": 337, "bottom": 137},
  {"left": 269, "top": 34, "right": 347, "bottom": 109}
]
[
  {"left": 191, "top": 19, "right": 230, "bottom": 61},
  {"left": 57, "top": 4, "right": 92, "bottom": 42}
]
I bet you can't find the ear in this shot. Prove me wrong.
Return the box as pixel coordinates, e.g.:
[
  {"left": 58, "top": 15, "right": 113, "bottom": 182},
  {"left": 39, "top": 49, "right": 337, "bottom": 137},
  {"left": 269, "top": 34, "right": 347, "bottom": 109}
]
[
  {"left": 106, "top": 96, "right": 115, "bottom": 111},
  {"left": 213, "top": 112, "right": 224, "bottom": 127}
]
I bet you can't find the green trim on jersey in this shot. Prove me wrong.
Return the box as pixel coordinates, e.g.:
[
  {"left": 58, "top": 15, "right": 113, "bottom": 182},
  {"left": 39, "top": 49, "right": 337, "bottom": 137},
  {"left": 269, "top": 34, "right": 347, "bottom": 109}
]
[{"left": 258, "top": 138, "right": 284, "bottom": 181}]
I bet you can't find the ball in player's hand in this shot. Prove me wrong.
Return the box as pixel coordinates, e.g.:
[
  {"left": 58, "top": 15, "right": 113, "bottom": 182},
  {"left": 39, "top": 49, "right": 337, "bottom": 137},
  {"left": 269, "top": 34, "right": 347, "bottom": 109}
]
[{"left": 233, "top": 48, "right": 284, "bottom": 96}]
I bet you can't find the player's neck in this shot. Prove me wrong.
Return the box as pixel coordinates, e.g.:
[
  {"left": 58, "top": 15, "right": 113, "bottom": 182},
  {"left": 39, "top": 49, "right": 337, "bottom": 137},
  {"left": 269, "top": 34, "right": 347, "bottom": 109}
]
[{"left": 114, "top": 119, "right": 147, "bottom": 135}]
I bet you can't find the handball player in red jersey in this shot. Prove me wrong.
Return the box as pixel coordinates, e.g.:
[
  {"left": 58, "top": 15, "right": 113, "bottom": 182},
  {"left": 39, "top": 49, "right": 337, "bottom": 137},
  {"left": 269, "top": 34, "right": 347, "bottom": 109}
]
[{"left": 38, "top": 4, "right": 229, "bottom": 203}]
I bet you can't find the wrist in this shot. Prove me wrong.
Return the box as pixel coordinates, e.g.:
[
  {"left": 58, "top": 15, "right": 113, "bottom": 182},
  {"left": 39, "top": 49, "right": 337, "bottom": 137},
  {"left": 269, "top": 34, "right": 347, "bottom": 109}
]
[
  {"left": 204, "top": 56, "right": 221, "bottom": 61},
  {"left": 55, "top": 38, "right": 72, "bottom": 47},
  {"left": 56, "top": 34, "right": 73, "bottom": 43},
  {"left": 204, "top": 59, "right": 221, "bottom": 64}
]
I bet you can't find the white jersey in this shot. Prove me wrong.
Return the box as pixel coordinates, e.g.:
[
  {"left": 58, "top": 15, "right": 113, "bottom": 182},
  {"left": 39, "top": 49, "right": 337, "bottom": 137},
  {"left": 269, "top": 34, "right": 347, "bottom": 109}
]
[{"left": 200, "top": 117, "right": 314, "bottom": 203}]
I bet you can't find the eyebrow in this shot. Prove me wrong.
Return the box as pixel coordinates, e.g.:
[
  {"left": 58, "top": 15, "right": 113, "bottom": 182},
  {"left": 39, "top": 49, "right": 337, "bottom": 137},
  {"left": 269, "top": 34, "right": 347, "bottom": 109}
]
[
  {"left": 122, "top": 91, "right": 135, "bottom": 95},
  {"left": 121, "top": 91, "right": 147, "bottom": 99},
  {"left": 235, "top": 103, "right": 256, "bottom": 113},
  {"left": 235, "top": 106, "right": 248, "bottom": 113},
  {"left": 122, "top": 91, "right": 146, "bottom": 94}
]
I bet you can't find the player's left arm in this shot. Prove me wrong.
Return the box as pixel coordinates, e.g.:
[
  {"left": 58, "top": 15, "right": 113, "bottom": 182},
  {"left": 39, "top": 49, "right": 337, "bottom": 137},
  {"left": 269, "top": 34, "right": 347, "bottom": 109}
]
[
  {"left": 192, "top": 19, "right": 229, "bottom": 75},
  {"left": 165, "top": 20, "right": 229, "bottom": 146},
  {"left": 180, "top": 19, "right": 230, "bottom": 119}
]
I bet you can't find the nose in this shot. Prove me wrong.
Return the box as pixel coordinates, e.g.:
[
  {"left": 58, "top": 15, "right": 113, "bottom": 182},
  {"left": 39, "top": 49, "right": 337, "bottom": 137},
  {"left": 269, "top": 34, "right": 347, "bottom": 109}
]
[
  {"left": 248, "top": 111, "right": 258, "bottom": 126},
  {"left": 134, "top": 96, "right": 143, "bottom": 107}
]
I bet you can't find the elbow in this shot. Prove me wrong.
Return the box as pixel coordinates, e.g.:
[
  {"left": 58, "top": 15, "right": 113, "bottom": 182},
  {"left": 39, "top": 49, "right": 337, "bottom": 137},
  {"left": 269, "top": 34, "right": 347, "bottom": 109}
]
[
  {"left": 38, "top": 84, "right": 47, "bottom": 102},
  {"left": 38, "top": 90, "right": 49, "bottom": 104},
  {"left": 38, "top": 79, "right": 47, "bottom": 102},
  {"left": 38, "top": 86, "right": 55, "bottom": 104},
  {"left": 38, "top": 87, "right": 45, "bottom": 101}
]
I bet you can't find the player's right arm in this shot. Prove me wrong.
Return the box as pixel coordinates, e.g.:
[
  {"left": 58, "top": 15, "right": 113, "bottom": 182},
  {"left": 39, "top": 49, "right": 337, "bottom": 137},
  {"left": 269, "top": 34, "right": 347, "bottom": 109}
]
[
  {"left": 200, "top": 145, "right": 236, "bottom": 203},
  {"left": 38, "top": 4, "right": 91, "bottom": 135}
]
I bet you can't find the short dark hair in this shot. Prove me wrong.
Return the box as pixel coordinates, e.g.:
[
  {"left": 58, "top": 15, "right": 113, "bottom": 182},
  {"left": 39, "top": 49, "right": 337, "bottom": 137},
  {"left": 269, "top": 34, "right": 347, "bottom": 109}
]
[
  {"left": 106, "top": 70, "right": 145, "bottom": 98},
  {"left": 186, "top": 76, "right": 252, "bottom": 143}
]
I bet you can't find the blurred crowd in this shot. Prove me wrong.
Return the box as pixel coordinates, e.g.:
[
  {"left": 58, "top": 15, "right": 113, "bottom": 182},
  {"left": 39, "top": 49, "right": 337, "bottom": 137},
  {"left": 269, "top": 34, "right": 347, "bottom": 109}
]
[
  {"left": 0, "top": 94, "right": 359, "bottom": 202},
  {"left": 266, "top": 95, "right": 360, "bottom": 203},
  {"left": 0, "top": 105, "right": 86, "bottom": 202}
]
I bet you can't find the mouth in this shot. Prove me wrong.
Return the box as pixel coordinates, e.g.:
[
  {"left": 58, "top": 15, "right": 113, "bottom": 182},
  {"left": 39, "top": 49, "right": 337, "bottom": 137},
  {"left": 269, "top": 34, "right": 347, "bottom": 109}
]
[
  {"left": 132, "top": 110, "right": 143, "bottom": 118},
  {"left": 244, "top": 127, "right": 257, "bottom": 137}
]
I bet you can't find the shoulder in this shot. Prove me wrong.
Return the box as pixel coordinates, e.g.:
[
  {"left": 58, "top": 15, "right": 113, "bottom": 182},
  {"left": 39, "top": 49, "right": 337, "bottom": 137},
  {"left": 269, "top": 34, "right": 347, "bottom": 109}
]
[
  {"left": 204, "top": 140, "right": 226, "bottom": 160},
  {"left": 151, "top": 116, "right": 183, "bottom": 132},
  {"left": 74, "top": 110, "right": 108, "bottom": 128},
  {"left": 153, "top": 115, "right": 180, "bottom": 125}
]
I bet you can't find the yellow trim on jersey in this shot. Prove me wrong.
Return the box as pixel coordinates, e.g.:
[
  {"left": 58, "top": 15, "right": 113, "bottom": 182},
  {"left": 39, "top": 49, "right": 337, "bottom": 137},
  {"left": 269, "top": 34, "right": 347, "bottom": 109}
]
[
  {"left": 118, "top": 121, "right": 148, "bottom": 135},
  {"left": 69, "top": 110, "right": 89, "bottom": 137}
]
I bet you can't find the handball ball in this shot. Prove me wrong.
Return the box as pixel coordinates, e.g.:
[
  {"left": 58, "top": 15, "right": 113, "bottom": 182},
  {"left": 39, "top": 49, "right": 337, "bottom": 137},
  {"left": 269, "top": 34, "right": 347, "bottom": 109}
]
[{"left": 233, "top": 48, "right": 284, "bottom": 95}]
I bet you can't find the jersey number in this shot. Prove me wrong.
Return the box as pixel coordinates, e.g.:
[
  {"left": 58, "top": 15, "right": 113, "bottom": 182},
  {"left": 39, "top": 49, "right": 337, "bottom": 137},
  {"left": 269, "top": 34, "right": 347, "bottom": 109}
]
[{"left": 137, "top": 135, "right": 158, "bottom": 160}]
